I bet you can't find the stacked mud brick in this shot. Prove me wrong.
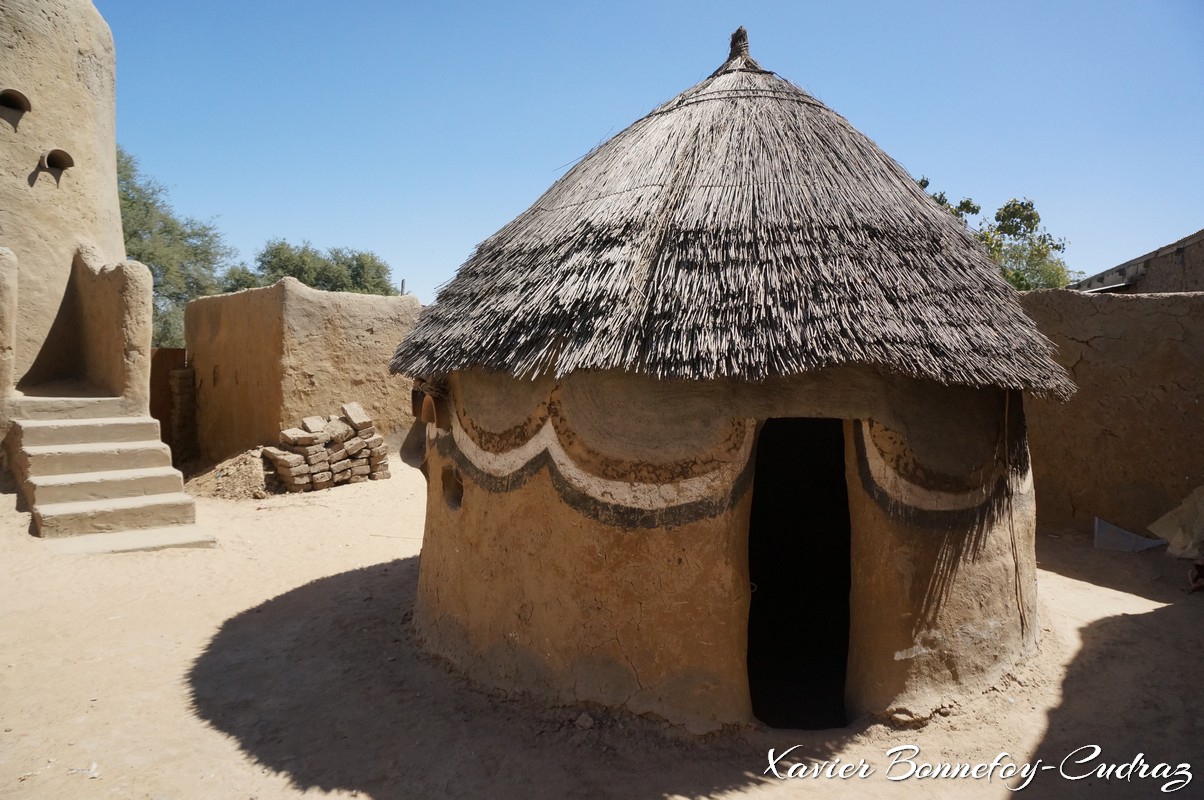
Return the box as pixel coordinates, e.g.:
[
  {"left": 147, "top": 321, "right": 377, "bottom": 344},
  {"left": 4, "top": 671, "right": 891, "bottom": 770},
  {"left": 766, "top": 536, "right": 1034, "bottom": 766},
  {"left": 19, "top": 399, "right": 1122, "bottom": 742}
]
[
  {"left": 262, "top": 402, "right": 390, "bottom": 492},
  {"left": 168, "top": 367, "right": 198, "bottom": 466}
]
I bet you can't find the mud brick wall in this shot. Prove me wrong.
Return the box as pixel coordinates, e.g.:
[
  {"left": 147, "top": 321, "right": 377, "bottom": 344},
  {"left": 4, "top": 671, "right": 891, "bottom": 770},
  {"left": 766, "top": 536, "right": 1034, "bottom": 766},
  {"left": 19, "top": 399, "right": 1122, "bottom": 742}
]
[
  {"left": 262, "top": 402, "right": 390, "bottom": 492},
  {"left": 168, "top": 367, "right": 198, "bottom": 466},
  {"left": 1022, "top": 289, "right": 1204, "bottom": 534},
  {"left": 149, "top": 348, "right": 186, "bottom": 451}
]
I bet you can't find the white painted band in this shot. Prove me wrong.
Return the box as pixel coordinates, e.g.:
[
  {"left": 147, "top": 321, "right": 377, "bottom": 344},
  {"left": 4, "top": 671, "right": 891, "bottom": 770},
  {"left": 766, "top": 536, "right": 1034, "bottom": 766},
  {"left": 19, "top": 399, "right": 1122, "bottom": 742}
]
[
  {"left": 446, "top": 412, "right": 755, "bottom": 511},
  {"left": 862, "top": 431, "right": 1033, "bottom": 512}
]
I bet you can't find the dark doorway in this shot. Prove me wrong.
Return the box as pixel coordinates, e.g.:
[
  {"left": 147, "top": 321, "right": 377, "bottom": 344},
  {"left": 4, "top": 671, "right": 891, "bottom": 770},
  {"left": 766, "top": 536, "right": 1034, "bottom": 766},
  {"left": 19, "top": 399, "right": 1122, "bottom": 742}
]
[{"left": 747, "top": 417, "right": 851, "bottom": 729}]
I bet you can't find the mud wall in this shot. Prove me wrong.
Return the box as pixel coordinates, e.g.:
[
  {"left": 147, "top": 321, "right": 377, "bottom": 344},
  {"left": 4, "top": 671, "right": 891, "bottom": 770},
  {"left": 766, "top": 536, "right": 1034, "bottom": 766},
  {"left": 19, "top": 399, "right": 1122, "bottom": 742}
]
[
  {"left": 0, "top": 250, "right": 15, "bottom": 398},
  {"left": 416, "top": 369, "right": 757, "bottom": 734},
  {"left": 186, "top": 278, "right": 419, "bottom": 463},
  {"left": 0, "top": 0, "right": 127, "bottom": 385},
  {"left": 412, "top": 368, "right": 1038, "bottom": 729},
  {"left": 186, "top": 282, "right": 287, "bottom": 463},
  {"left": 75, "top": 246, "right": 152, "bottom": 405},
  {"left": 843, "top": 396, "right": 1037, "bottom": 721},
  {"left": 1022, "top": 290, "right": 1204, "bottom": 534},
  {"left": 278, "top": 279, "right": 420, "bottom": 443}
]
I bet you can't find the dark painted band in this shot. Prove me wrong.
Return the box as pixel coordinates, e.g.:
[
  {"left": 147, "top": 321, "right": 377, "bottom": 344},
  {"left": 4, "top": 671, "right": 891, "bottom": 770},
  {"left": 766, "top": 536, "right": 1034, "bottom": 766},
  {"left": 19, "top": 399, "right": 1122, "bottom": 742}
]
[
  {"left": 852, "top": 415, "right": 1030, "bottom": 530},
  {"left": 431, "top": 431, "right": 754, "bottom": 529}
]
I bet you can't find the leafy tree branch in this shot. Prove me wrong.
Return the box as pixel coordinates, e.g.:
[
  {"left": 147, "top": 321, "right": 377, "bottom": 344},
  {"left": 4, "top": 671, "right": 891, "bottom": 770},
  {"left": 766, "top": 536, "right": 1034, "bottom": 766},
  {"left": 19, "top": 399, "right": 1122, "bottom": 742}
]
[{"left": 917, "top": 177, "right": 1081, "bottom": 290}]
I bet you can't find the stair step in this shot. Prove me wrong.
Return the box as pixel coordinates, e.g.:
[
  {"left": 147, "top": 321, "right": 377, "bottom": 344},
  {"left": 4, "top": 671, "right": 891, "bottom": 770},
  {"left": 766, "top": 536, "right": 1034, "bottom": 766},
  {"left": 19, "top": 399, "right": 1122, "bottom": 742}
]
[
  {"left": 8, "top": 395, "right": 129, "bottom": 420},
  {"left": 7, "top": 412, "right": 199, "bottom": 545},
  {"left": 33, "top": 492, "right": 197, "bottom": 538},
  {"left": 43, "top": 524, "right": 215, "bottom": 554},
  {"left": 28, "top": 466, "right": 185, "bottom": 505},
  {"left": 21, "top": 440, "right": 172, "bottom": 476},
  {"left": 15, "top": 416, "right": 162, "bottom": 446}
]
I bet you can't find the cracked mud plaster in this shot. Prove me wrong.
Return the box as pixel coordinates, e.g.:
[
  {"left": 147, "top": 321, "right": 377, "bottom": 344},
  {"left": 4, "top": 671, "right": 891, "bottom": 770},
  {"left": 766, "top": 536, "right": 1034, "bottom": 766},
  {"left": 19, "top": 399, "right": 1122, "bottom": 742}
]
[{"left": 1022, "top": 290, "right": 1204, "bottom": 534}]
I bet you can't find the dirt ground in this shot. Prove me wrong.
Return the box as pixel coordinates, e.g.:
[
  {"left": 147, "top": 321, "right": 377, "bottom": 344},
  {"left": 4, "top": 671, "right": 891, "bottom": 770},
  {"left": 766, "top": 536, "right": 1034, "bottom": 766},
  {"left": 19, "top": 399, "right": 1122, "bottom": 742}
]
[{"left": 1, "top": 452, "right": 1201, "bottom": 799}]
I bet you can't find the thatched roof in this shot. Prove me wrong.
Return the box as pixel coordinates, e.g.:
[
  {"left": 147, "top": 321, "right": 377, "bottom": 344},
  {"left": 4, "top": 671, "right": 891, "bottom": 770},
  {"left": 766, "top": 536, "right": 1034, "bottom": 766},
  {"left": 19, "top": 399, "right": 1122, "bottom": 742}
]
[{"left": 392, "top": 28, "right": 1074, "bottom": 399}]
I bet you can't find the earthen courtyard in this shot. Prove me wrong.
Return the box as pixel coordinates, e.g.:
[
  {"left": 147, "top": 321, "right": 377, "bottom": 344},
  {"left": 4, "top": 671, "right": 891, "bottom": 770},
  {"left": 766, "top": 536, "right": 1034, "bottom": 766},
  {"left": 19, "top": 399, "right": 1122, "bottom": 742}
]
[{"left": 1, "top": 449, "right": 1200, "bottom": 799}]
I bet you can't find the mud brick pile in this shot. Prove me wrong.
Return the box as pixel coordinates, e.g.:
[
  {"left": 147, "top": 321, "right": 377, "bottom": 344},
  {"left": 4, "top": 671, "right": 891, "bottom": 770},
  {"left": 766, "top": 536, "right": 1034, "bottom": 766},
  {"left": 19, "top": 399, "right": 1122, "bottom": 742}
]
[{"left": 262, "top": 402, "right": 391, "bottom": 492}]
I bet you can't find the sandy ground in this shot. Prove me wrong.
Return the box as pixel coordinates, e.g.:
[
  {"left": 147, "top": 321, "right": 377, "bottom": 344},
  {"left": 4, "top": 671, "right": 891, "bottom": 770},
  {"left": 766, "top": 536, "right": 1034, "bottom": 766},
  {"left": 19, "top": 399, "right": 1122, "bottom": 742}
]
[{"left": 1, "top": 452, "right": 1202, "bottom": 800}]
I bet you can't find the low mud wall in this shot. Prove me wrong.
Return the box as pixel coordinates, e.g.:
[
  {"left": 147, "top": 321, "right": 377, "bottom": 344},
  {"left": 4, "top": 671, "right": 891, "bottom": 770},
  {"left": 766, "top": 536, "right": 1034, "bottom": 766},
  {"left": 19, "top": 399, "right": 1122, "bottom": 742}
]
[{"left": 186, "top": 278, "right": 419, "bottom": 463}]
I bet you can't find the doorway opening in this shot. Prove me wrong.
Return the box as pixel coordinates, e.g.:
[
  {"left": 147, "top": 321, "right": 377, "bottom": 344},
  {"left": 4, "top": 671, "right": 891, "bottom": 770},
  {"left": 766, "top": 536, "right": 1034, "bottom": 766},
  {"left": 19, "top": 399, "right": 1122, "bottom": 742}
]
[{"left": 747, "top": 417, "right": 851, "bottom": 729}]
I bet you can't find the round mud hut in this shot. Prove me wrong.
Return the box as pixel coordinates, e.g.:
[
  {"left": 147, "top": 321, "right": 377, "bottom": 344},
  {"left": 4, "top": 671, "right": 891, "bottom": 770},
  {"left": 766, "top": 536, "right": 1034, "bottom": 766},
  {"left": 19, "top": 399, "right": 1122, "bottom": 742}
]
[{"left": 391, "top": 28, "right": 1074, "bottom": 734}]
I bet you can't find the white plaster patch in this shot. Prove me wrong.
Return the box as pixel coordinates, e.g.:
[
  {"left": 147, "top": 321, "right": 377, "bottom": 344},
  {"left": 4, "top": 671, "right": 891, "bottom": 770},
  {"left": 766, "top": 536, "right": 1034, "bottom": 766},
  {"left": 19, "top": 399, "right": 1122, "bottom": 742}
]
[{"left": 893, "top": 644, "right": 934, "bottom": 661}]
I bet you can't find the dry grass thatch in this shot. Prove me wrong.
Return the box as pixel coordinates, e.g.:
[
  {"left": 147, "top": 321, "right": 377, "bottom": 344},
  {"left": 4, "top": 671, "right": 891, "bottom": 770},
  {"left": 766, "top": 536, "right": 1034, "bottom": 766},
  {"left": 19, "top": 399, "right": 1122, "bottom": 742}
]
[{"left": 392, "top": 28, "right": 1075, "bottom": 399}]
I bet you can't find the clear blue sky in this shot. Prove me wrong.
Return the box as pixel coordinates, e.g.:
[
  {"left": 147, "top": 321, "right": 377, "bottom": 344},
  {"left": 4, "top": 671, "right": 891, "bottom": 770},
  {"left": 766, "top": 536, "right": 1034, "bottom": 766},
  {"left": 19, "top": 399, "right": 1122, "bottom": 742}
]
[{"left": 93, "top": 0, "right": 1204, "bottom": 303}]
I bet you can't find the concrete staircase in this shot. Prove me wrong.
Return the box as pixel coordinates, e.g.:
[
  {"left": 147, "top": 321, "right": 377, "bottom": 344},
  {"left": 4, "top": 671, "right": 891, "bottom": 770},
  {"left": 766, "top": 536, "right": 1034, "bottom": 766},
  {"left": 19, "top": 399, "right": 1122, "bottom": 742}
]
[{"left": 6, "top": 399, "right": 211, "bottom": 552}]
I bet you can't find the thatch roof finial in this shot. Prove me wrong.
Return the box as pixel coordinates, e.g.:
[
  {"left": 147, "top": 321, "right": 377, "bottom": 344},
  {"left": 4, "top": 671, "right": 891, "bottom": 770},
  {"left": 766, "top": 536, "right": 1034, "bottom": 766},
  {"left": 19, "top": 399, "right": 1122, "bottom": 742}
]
[{"left": 729, "top": 26, "right": 749, "bottom": 60}]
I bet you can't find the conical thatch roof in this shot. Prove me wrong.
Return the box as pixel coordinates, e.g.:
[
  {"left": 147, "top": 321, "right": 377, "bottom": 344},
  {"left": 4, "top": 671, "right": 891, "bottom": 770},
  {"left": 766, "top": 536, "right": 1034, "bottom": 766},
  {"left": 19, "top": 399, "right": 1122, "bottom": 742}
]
[{"left": 392, "top": 28, "right": 1074, "bottom": 399}]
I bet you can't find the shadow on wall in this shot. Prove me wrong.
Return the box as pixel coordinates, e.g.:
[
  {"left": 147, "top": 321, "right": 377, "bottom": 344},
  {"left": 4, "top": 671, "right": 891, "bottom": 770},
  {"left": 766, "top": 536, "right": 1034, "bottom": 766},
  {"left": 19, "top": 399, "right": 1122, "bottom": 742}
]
[
  {"left": 187, "top": 557, "right": 870, "bottom": 799},
  {"left": 18, "top": 256, "right": 86, "bottom": 391}
]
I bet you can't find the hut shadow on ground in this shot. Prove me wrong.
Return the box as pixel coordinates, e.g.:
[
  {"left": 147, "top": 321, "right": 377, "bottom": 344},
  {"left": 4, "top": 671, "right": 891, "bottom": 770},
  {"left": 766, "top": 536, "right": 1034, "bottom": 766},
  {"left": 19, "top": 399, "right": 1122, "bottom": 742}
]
[
  {"left": 1026, "top": 534, "right": 1203, "bottom": 798},
  {"left": 188, "top": 557, "right": 865, "bottom": 799},
  {"left": 1026, "top": 602, "right": 1202, "bottom": 798}
]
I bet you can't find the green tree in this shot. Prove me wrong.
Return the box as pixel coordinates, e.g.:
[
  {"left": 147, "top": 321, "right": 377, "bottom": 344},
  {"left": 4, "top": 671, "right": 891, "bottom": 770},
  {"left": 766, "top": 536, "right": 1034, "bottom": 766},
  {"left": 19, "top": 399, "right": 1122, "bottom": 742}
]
[
  {"left": 917, "top": 177, "right": 1078, "bottom": 290},
  {"left": 218, "top": 264, "right": 263, "bottom": 292},
  {"left": 118, "top": 146, "right": 236, "bottom": 346},
  {"left": 329, "top": 247, "right": 398, "bottom": 296},
  {"left": 917, "top": 176, "right": 981, "bottom": 223},
  {"left": 977, "top": 198, "right": 1076, "bottom": 290},
  {"left": 250, "top": 239, "right": 399, "bottom": 295}
]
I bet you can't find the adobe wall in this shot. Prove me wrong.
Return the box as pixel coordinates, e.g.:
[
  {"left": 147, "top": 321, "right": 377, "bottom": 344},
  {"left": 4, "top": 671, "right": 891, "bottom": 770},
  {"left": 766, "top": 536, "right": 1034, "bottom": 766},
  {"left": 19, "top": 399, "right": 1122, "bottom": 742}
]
[
  {"left": 412, "top": 368, "right": 1037, "bottom": 730},
  {"left": 416, "top": 369, "right": 758, "bottom": 734},
  {"left": 0, "top": 250, "right": 15, "bottom": 397},
  {"left": 842, "top": 397, "right": 1038, "bottom": 720},
  {"left": 186, "top": 282, "right": 287, "bottom": 464},
  {"left": 149, "top": 348, "right": 187, "bottom": 450},
  {"left": 0, "top": 0, "right": 127, "bottom": 384},
  {"left": 75, "top": 244, "right": 152, "bottom": 405},
  {"left": 278, "top": 278, "right": 420, "bottom": 442},
  {"left": 1022, "top": 290, "right": 1204, "bottom": 534},
  {"left": 186, "top": 278, "right": 419, "bottom": 463}
]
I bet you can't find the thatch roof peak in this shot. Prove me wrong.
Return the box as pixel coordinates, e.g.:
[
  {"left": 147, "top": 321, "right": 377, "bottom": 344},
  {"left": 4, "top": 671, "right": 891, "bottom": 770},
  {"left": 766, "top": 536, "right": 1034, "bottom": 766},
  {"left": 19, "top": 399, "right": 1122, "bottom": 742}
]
[
  {"left": 392, "top": 30, "right": 1075, "bottom": 400},
  {"left": 708, "top": 27, "right": 767, "bottom": 77},
  {"left": 729, "top": 26, "right": 749, "bottom": 57}
]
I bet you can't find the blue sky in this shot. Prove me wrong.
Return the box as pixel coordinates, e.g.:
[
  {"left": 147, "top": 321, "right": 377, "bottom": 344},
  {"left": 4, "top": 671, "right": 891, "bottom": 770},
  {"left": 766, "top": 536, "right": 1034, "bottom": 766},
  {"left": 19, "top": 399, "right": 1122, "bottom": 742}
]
[{"left": 93, "top": 0, "right": 1204, "bottom": 303}]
